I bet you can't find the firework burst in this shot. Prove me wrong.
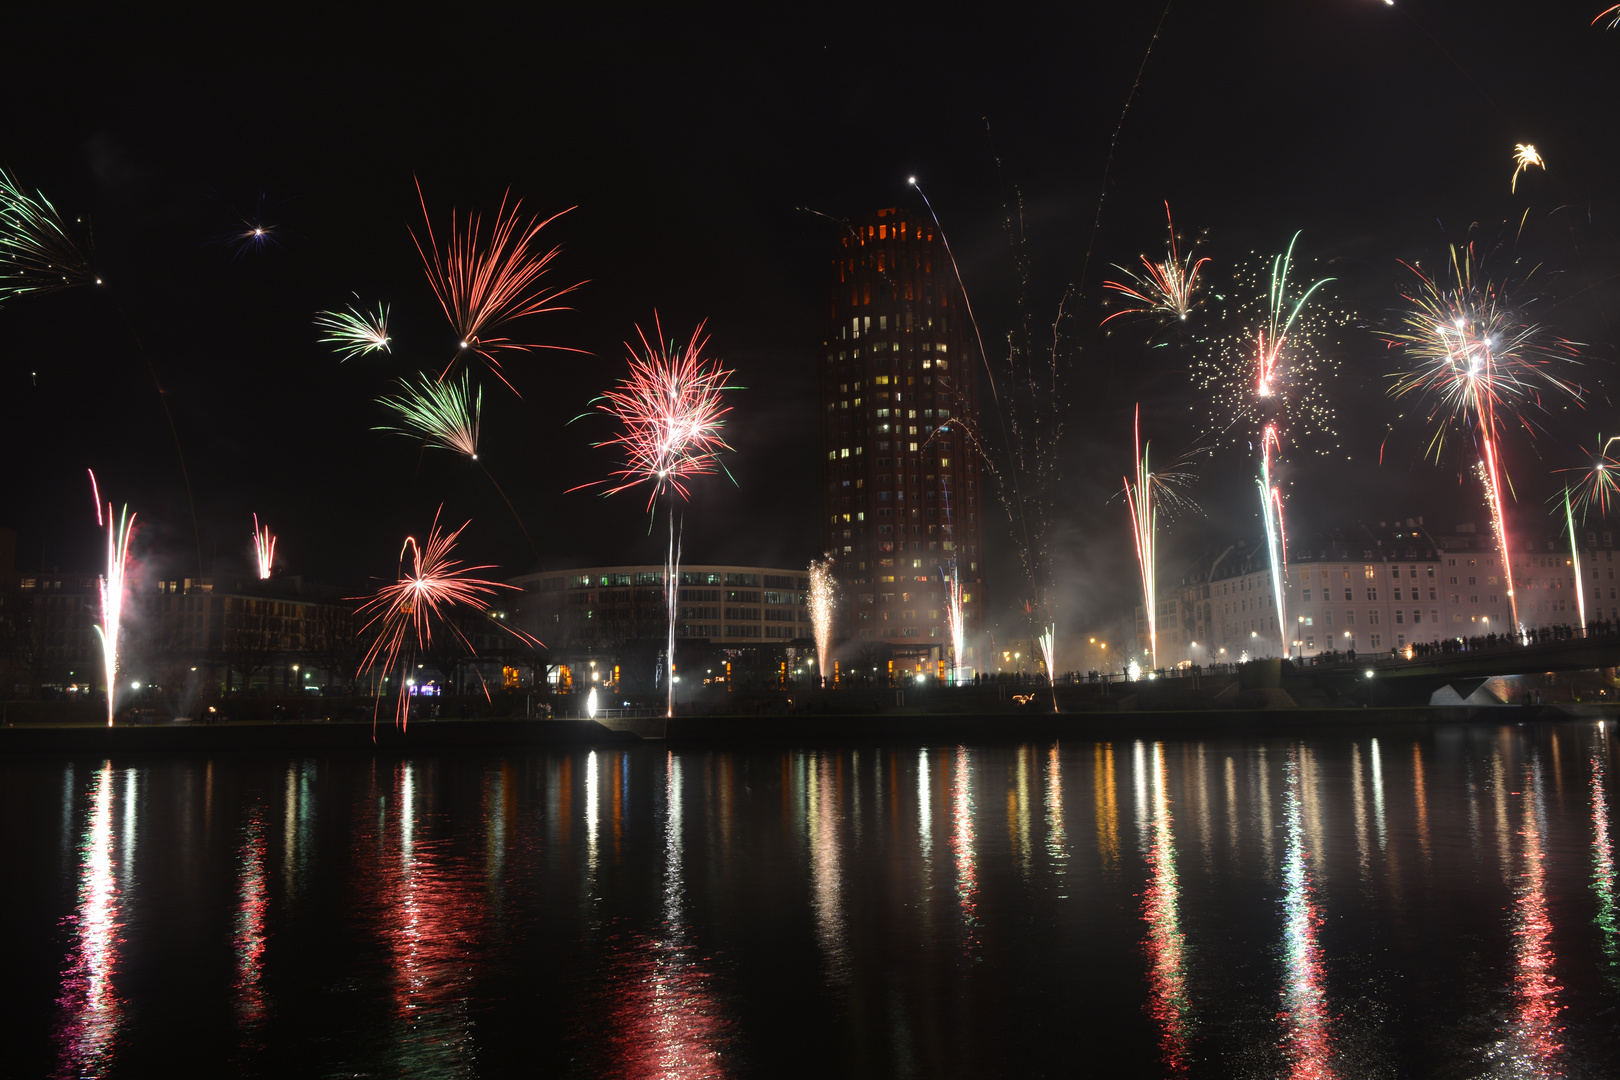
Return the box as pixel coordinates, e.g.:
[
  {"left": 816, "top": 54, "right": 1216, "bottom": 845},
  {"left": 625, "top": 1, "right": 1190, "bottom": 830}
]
[
  {"left": 315, "top": 302, "right": 391, "bottom": 361},
  {"left": 1384, "top": 244, "right": 1585, "bottom": 629},
  {"left": 809, "top": 557, "right": 836, "bottom": 686},
  {"left": 1386, "top": 246, "right": 1582, "bottom": 457},
  {"left": 577, "top": 315, "right": 737, "bottom": 719},
  {"left": 1101, "top": 202, "right": 1208, "bottom": 326},
  {"left": 412, "top": 181, "right": 583, "bottom": 395},
  {"left": 0, "top": 167, "right": 96, "bottom": 301},
  {"left": 1557, "top": 434, "right": 1620, "bottom": 520},
  {"left": 376, "top": 372, "right": 482, "bottom": 459},
  {"left": 1598, "top": 5, "right": 1620, "bottom": 29},
  {"left": 355, "top": 510, "right": 517, "bottom": 731},
  {"left": 1188, "top": 251, "right": 1354, "bottom": 454},
  {"left": 252, "top": 514, "right": 276, "bottom": 580},
  {"left": 579, "top": 318, "right": 737, "bottom": 508},
  {"left": 1511, "top": 144, "right": 1545, "bottom": 193}
]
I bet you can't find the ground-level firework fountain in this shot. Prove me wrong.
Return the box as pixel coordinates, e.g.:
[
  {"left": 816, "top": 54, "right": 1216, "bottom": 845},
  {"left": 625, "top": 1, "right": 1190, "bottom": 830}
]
[
  {"left": 809, "top": 557, "right": 835, "bottom": 688},
  {"left": 252, "top": 514, "right": 275, "bottom": 580},
  {"left": 92, "top": 487, "right": 135, "bottom": 727}
]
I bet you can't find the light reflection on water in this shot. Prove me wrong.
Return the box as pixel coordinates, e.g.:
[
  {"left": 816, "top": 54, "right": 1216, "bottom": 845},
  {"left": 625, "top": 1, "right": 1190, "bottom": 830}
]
[
  {"left": 17, "top": 723, "right": 1620, "bottom": 1076},
  {"left": 52, "top": 762, "right": 122, "bottom": 1079}
]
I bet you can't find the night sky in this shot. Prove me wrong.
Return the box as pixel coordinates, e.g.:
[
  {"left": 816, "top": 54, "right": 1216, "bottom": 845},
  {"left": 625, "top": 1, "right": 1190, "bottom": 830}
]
[{"left": 5, "top": 3, "right": 1618, "bottom": 640}]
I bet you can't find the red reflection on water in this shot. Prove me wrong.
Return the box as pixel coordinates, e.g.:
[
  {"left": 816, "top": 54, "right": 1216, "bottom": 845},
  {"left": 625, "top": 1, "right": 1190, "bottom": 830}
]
[
  {"left": 234, "top": 807, "right": 270, "bottom": 1028},
  {"left": 1280, "top": 755, "right": 1336, "bottom": 1079},
  {"left": 372, "top": 761, "right": 489, "bottom": 1071},
  {"left": 1141, "top": 744, "right": 1191, "bottom": 1073},
  {"left": 596, "top": 930, "right": 734, "bottom": 1079},
  {"left": 951, "top": 746, "right": 979, "bottom": 939},
  {"left": 54, "top": 763, "right": 122, "bottom": 1078},
  {"left": 1504, "top": 768, "right": 1564, "bottom": 1075}
]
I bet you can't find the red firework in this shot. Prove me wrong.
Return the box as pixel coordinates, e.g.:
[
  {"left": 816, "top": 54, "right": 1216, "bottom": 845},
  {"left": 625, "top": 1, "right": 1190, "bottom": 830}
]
[
  {"left": 412, "top": 180, "right": 585, "bottom": 395},
  {"left": 355, "top": 509, "right": 523, "bottom": 730},
  {"left": 579, "top": 316, "right": 736, "bottom": 510}
]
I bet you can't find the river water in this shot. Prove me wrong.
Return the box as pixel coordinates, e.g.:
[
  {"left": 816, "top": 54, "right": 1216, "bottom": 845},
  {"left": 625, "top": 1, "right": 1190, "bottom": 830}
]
[{"left": 5, "top": 722, "right": 1620, "bottom": 1078}]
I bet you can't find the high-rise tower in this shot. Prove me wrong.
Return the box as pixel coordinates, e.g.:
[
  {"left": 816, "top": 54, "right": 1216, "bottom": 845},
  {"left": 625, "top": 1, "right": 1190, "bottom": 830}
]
[{"left": 818, "top": 206, "right": 986, "bottom": 677}]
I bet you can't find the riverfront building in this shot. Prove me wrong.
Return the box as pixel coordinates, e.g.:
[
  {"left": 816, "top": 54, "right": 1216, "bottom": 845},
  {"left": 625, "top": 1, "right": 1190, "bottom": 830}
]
[
  {"left": 513, "top": 563, "right": 814, "bottom": 692},
  {"left": 818, "top": 206, "right": 987, "bottom": 675},
  {"left": 1153, "top": 517, "right": 1620, "bottom": 667}
]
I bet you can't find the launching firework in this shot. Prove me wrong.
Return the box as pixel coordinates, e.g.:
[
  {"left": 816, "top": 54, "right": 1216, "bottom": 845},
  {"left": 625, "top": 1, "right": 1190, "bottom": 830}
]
[
  {"left": 1257, "top": 426, "right": 1289, "bottom": 656},
  {"left": 376, "top": 372, "right": 482, "bottom": 459},
  {"left": 252, "top": 514, "right": 275, "bottom": 580},
  {"left": 314, "top": 303, "right": 391, "bottom": 361},
  {"left": 1564, "top": 487, "right": 1589, "bottom": 634},
  {"left": 809, "top": 557, "right": 835, "bottom": 687},
  {"left": 1245, "top": 236, "right": 1333, "bottom": 656},
  {"left": 1101, "top": 202, "right": 1209, "bottom": 326},
  {"left": 1037, "top": 623, "right": 1056, "bottom": 690},
  {"left": 412, "top": 182, "right": 583, "bottom": 395},
  {"left": 1511, "top": 144, "right": 1545, "bottom": 193},
  {"left": 355, "top": 510, "right": 518, "bottom": 731},
  {"left": 1123, "top": 406, "right": 1200, "bottom": 669},
  {"left": 577, "top": 316, "right": 737, "bottom": 720},
  {"left": 0, "top": 167, "right": 96, "bottom": 301},
  {"left": 1385, "top": 245, "right": 1585, "bottom": 630},
  {"left": 89, "top": 476, "right": 134, "bottom": 727},
  {"left": 1558, "top": 434, "right": 1620, "bottom": 520},
  {"left": 938, "top": 562, "right": 965, "bottom": 682}
]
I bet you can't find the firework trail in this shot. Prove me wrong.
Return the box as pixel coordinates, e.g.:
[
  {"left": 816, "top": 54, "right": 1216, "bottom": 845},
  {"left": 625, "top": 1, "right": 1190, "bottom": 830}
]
[
  {"left": 1564, "top": 487, "right": 1589, "bottom": 633},
  {"left": 88, "top": 474, "right": 134, "bottom": 727},
  {"left": 1599, "top": 6, "right": 1620, "bottom": 29},
  {"left": 1511, "top": 144, "right": 1545, "bottom": 194},
  {"left": 809, "top": 557, "right": 836, "bottom": 687},
  {"left": 252, "top": 514, "right": 276, "bottom": 580},
  {"left": 1101, "top": 201, "right": 1208, "bottom": 325},
  {"left": 412, "top": 181, "right": 584, "bottom": 395},
  {"left": 1257, "top": 426, "right": 1290, "bottom": 656},
  {"left": 354, "top": 510, "right": 522, "bottom": 732},
  {"left": 1075, "top": 0, "right": 1176, "bottom": 300},
  {"left": 1385, "top": 244, "right": 1585, "bottom": 630},
  {"left": 911, "top": 179, "right": 1067, "bottom": 653},
  {"left": 377, "top": 373, "right": 481, "bottom": 459},
  {"left": 314, "top": 302, "right": 391, "bottom": 361},
  {"left": 1123, "top": 406, "right": 1200, "bottom": 670},
  {"left": 0, "top": 167, "right": 97, "bottom": 301},
  {"left": 1557, "top": 434, "right": 1620, "bottom": 520},
  {"left": 1124, "top": 410, "right": 1160, "bottom": 671},
  {"left": 938, "top": 562, "right": 966, "bottom": 683},
  {"left": 575, "top": 316, "right": 737, "bottom": 719},
  {"left": 1238, "top": 235, "right": 1332, "bottom": 657}
]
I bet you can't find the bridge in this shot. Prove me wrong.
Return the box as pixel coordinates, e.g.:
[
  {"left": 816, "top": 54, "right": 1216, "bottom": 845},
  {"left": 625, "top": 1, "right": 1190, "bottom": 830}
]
[{"left": 1303, "top": 629, "right": 1620, "bottom": 705}]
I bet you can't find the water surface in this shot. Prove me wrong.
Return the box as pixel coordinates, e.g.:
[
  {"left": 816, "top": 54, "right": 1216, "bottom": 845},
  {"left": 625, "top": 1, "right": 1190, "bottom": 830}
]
[{"left": 5, "top": 722, "right": 1620, "bottom": 1077}]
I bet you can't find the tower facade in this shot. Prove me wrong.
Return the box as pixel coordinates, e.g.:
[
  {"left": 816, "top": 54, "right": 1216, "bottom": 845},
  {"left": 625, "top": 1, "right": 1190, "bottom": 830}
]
[{"left": 818, "top": 206, "right": 986, "bottom": 676}]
